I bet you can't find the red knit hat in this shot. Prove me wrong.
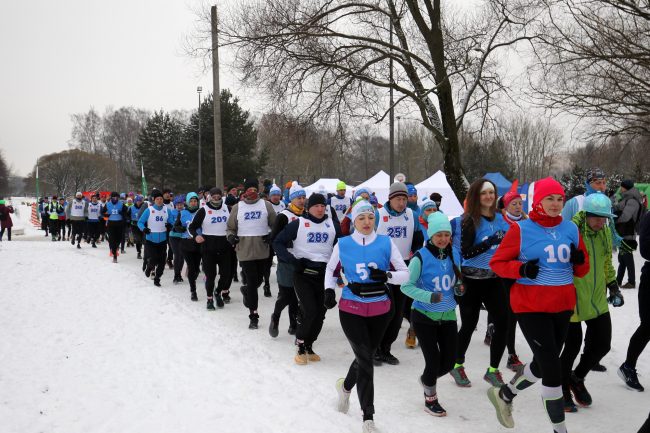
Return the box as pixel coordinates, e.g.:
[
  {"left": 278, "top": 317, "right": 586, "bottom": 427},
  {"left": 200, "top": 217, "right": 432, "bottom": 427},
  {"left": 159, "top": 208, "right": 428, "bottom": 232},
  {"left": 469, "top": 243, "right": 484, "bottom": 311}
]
[
  {"left": 502, "top": 180, "right": 520, "bottom": 208},
  {"left": 533, "top": 177, "right": 565, "bottom": 207}
]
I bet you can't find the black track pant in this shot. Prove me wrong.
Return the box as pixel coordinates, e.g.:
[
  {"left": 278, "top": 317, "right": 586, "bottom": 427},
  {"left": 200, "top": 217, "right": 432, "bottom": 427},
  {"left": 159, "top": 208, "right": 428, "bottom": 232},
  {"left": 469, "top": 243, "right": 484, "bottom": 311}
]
[
  {"left": 169, "top": 237, "right": 184, "bottom": 279},
  {"left": 639, "top": 412, "right": 650, "bottom": 433},
  {"left": 378, "top": 283, "right": 407, "bottom": 354},
  {"left": 230, "top": 248, "right": 239, "bottom": 281},
  {"left": 182, "top": 239, "right": 202, "bottom": 293},
  {"left": 618, "top": 251, "right": 637, "bottom": 285},
  {"left": 263, "top": 252, "right": 273, "bottom": 287},
  {"left": 412, "top": 310, "right": 457, "bottom": 387},
  {"left": 294, "top": 272, "right": 326, "bottom": 346},
  {"left": 71, "top": 220, "right": 85, "bottom": 244},
  {"left": 340, "top": 305, "right": 393, "bottom": 421},
  {"left": 201, "top": 242, "right": 232, "bottom": 298},
  {"left": 87, "top": 222, "right": 100, "bottom": 244},
  {"left": 41, "top": 217, "right": 49, "bottom": 235},
  {"left": 560, "top": 313, "right": 611, "bottom": 387},
  {"left": 0, "top": 227, "right": 11, "bottom": 241},
  {"left": 457, "top": 277, "right": 508, "bottom": 367},
  {"left": 49, "top": 219, "right": 59, "bottom": 239},
  {"left": 131, "top": 225, "right": 143, "bottom": 254},
  {"left": 625, "top": 265, "right": 650, "bottom": 368},
  {"left": 272, "top": 284, "right": 298, "bottom": 327},
  {"left": 106, "top": 221, "right": 124, "bottom": 258},
  {"left": 518, "top": 311, "right": 572, "bottom": 387},
  {"left": 145, "top": 241, "right": 167, "bottom": 279},
  {"left": 240, "top": 259, "right": 265, "bottom": 312}
]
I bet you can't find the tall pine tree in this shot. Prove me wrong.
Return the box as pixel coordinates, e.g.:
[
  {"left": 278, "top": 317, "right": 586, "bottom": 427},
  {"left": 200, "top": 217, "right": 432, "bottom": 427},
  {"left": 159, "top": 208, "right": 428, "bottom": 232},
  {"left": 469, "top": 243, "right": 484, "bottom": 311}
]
[
  {"left": 181, "top": 89, "right": 263, "bottom": 190},
  {"left": 135, "top": 111, "right": 184, "bottom": 191}
]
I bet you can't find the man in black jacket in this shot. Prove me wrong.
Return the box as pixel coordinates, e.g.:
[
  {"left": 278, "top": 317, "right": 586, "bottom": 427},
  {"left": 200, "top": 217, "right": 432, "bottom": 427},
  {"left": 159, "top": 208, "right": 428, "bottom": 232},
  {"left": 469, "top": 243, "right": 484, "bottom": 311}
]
[{"left": 615, "top": 179, "right": 645, "bottom": 288}]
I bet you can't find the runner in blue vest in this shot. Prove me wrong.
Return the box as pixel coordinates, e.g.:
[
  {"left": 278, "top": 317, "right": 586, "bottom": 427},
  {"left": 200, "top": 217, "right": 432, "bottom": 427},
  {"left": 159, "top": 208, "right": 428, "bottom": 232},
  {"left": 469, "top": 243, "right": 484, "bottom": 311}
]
[
  {"left": 451, "top": 179, "right": 510, "bottom": 388},
  {"left": 327, "top": 200, "right": 409, "bottom": 433},
  {"left": 103, "top": 191, "right": 128, "bottom": 262},
  {"left": 168, "top": 196, "right": 186, "bottom": 284},
  {"left": 130, "top": 195, "right": 147, "bottom": 259},
  {"left": 401, "top": 212, "right": 465, "bottom": 417},
  {"left": 178, "top": 193, "right": 203, "bottom": 303},
  {"left": 138, "top": 190, "right": 173, "bottom": 286}
]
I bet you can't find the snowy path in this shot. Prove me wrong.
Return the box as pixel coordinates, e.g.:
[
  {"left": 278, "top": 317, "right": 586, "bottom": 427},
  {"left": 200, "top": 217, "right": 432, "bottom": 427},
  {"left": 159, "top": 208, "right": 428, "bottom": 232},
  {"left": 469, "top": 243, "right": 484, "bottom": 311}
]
[{"left": 1, "top": 240, "right": 648, "bottom": 433}]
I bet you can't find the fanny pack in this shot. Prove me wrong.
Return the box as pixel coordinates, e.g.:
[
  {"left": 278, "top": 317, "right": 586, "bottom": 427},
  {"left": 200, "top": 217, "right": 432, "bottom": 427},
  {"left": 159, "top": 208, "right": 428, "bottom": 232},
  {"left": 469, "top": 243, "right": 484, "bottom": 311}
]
[{"left": 347, "top": 282, "right": 388, "bottom": 298}]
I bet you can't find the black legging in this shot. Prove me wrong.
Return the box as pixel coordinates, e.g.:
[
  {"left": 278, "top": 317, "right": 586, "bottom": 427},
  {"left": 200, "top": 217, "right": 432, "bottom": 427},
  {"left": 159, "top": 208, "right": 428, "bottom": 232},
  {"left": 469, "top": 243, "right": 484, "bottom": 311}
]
[
  {"left": 517, "top": 311, "right": 572, "bottom": 387},
  {"left": 240, "top": 259, "right": 266, "bottom": 312},
  {"left": 272, "top": 284, "right": 299, "bottom": 328},
  {"left": 201, "top": 239, "right": 232, "bottom": 298},
  {"left": 182, "top": 238, "right": 202, "bottom": 293},
  {"left": 340, "top": 305, "right": 393, "bottom": 421},
  {"left": 87, "top": 221, "right": 100, "bottom": 244},
  {"left": 40, "top": 215, "right": 49, "bottom": 235},
  {"left": 457, "top": 277, "right": 508, "bottom": 367},
  {"left": 263, "top": 251, "right": 273, "bottom": 287},
  {"left": 618, "top": 251, "right": 637, "bottom": 285},
  {"left": 169, "top": 237, "right": 184, "bottom": 279},
  {"left": 71, "top": 220, "right": 85, "bottom": 244},
  {"left": 294, "top": 272, "right": 326, "bottom": 346},
  {"left": 412, "top": 310, "right": 457, "bottom": 387},
  {"left": 560, "top": 313, "right": 612, "bottom": 386},
  {"left": 625, "top": 266, "right": 650, "bottom": 368},
  {"left": 144, "top": 241, "right": 167, "bottom": 280},
  {"left": 378, "top": 283, "right": 407, "bottom": 354},
  {"left": 49, "top": 219, "right": 59, "bottom": 239},
  {"left": 106, "top": 221, "right": 124, "bottom": 258},
  {"left": 0, "top": 227, "right": 11, "bottom": 241},
  {"left": 131, "top": 225, "right": 143, "bottom": 254}
]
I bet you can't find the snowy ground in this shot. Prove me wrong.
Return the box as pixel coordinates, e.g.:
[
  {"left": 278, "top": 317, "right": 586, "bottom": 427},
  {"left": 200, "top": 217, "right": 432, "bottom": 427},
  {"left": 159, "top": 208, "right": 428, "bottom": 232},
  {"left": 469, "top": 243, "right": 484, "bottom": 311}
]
[{"left": 1, "top": 232, "right": 649, "bottom": 433}]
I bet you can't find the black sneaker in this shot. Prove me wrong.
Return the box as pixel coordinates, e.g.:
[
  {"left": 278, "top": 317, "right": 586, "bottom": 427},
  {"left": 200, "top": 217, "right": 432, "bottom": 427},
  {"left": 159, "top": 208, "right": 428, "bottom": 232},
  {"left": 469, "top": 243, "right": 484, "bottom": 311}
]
[
  {"left": 424, "top": 394, "right": 446, "bottom": 417},
  {"left": 591, "top": 363, "right": 607, "bottom": 372},
  {"left": 145, "top": 266, "right": 152, "bottom": 278},
  {"left": 92, "top": 243, "right": 97, "bottom": 248},
  {"left": 569, "top": 372, "right": 592, "bottom": 406},
  {"left": 207, "top": 299, "right": 215, "bottom": 310},
  {"left": 618, "top": 363, "right": 645, "bottom": 391},
  {"left": 382, "top": 351, "right": 400, "bottom": 365},
  {"left": 215, "top": 294, "right": 225, "bottom": 308},
  {"left": 373, "top": 350, "right": 383, "bottom": 366},
  {"left": 77, "top": 243, "right": 81, "bottom": 249},
  {"left": 263, "top": 285, "right": 272, "bottom": 298},
  {"left": 167, "top": 259, "right": 173, "bottom": 269},
  {"left": 269, "top": 315, "right": 279, "bottom": 338},
  {"left": 191, "top": 291, "right": 198, "bottom": 302},
  {"left": 71, "top": 238, "right": 75, "bottom": 245},
  {"left": 249, "top": 313, "right": 259, "bottom": 330},
  {"left": 563, "top": 389, "right": 578, "bottom": 413},
  {"left": 240, "top": 286, "right": 249, "bottom": 308},
  {"left": 137, "top": 252, "right": 142, "bottom": 259},
  {"left": 288, "top": 325, "right": 296, "bottom": 335},
  {"left": 222, "top": 291, "right": 231, "bottom": 304},
  {"left": 154, "top": 278, "right": 161, "bottom": 287}
]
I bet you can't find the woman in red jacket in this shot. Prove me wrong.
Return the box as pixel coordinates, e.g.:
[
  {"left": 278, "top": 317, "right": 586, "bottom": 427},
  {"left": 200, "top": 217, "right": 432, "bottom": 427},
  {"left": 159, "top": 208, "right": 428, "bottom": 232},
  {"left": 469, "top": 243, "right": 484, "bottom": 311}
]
[{"left": 488, "top": 177, "right": 589, "bottom": 433}]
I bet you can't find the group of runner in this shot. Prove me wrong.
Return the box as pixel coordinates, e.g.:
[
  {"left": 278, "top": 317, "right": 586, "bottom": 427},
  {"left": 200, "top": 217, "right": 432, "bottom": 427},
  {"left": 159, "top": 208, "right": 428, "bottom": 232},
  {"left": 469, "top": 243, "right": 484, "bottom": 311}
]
[{"left": 35, "top": 169, "right": 649, "bottom": 433}]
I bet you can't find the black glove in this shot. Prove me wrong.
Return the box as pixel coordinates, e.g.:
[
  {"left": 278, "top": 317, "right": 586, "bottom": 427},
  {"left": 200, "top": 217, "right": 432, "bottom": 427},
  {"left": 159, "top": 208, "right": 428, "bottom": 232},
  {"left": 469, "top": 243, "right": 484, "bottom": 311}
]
[
  {"left": 165, "top": 223, "right": 173, "bottom": 231},
  {"left": 607, "top": 281, "right": 624, "bottom": 307},
  {"left": 172, "top": 225, "right": 185, "bottom": 233},
  {"left": 621, "top": 239, "right": 638, "bottom": 254},
  {"left": 262, "top": 234, "right": 271, "bottom": 244},
  {"left": 369, "top": 266, "right": 388, "bottom": 283},
  {"left": 519, "top": 258, "right": 540, "bottom": 279},
  {"left": 430, "top": 292, "right": 442, "bottom": 303},
  {"left": 227, "top": 234, "right": 240, "bottom": 246},
  {"left": 485, "top": 230, "right": 506, "bottom": 247},
  {"left": 324, "top": 288, "right": 337, "bottom": 309},
  {"left": 143, "top": 227, "right": 151, "bottom": 234},
  {"left": 570, "top": 243, "right": 585, "bottom": 265}
]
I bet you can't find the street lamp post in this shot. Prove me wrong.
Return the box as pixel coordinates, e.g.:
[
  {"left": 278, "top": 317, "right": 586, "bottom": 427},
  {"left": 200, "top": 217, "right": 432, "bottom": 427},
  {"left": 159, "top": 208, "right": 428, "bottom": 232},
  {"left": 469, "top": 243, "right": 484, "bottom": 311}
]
[{"left": 197, "top": 86, "right": 202, "bottom": 188}]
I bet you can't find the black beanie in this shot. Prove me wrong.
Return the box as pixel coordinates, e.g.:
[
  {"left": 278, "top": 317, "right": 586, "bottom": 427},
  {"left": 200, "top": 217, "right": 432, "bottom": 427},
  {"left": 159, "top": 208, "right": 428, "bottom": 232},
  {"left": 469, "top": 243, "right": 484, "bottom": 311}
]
[
  {"left": 209, "top": 187, "right": 223, "bottom": 197},
  {"left": 621, "top": 179, "right": 634, "bottom": 190},
  {"left": 307, "top": 193, "right": 327, "bottom": 209},
  {"left": 151, "top": 189, "right": 163, "bottom": 199},
  {"left": 110, "top": 191, "right": 119, "bottom": 198},
  {"left": 244, "top": 178, "right": 259, "bottom": 190}
]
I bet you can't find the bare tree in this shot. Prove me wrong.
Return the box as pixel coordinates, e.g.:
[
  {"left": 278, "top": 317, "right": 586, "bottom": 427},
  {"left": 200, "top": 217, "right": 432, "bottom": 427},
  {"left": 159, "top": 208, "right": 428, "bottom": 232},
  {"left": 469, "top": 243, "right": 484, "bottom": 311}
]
[
  {"left": 210, "top": 0, "right": 543, "bottom": 196},
  {"left": 69, "top": 108, "right": 104, "bottom": 153},
  {"left": 530, "top": 0, "right": 650, "bottom": 137},
  {"left": 36, "top": 150, "right": 113, "bottom": 198}
]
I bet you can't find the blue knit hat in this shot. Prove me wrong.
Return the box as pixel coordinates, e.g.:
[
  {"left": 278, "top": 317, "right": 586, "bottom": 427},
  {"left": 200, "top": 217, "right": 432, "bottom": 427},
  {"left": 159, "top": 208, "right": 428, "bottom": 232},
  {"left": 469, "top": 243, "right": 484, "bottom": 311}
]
[
  {"left": 420, "top": 199, "right": 437, "bottom": 213},
  {"left": 185, "top": 192, "right": 199, "bottom": 206},
  {"left": 269, "top": 184, "right": 282, "bottom": 196},
  {"left": 173, "top": 195, "right": 186, "bottom": 205},
  {"left": 354, "top": 188, "right": 370, "bottom": 200},
  {"left": 406, "top": 183, "right": 417, "bottom": 197},
  {"left": 289, "top": 182, "right": 306, "bottom": 200},
  {"left": 427, "top": 212, "right": 451, "bottom": 238}
]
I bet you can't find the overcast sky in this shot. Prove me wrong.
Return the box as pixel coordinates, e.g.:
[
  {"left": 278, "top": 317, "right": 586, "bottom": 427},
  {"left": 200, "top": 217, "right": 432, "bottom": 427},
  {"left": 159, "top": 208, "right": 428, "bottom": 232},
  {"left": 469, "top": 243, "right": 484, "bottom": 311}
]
[{"left": 0, "top": 0, "right": 252, "bottom": 176}]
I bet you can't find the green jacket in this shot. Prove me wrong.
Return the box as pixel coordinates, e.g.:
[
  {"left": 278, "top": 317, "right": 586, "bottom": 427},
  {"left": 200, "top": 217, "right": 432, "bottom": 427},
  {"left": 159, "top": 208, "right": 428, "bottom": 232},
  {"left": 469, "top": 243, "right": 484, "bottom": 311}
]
[{"left": 571, "top": 211, "right": 616, "bottom": 322}]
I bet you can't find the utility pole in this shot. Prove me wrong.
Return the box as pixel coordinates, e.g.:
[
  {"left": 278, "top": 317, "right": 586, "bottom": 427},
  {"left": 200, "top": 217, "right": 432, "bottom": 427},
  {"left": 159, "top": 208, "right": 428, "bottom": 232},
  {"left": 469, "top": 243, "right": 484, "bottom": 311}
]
[
  {"left": 211, "top": 5, "right": 224, "bottom": 188},
  {"left": 389, "top": 18, "right": 395, "bottom": 179},
  {"left": 197, "top": 86, "right": 202, "bottom": 187}
]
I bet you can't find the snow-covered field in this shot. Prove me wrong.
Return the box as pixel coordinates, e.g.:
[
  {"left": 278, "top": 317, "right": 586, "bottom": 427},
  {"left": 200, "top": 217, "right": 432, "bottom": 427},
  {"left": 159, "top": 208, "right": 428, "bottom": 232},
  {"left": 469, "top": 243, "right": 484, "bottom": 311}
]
[{"left": 1, "top": 232, "right": 648, "bottom": 433}]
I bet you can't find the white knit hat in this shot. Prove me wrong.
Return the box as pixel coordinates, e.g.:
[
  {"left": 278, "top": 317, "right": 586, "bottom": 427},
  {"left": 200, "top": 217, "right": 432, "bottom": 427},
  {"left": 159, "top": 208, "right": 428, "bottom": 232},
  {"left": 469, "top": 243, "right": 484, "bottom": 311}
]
[
  {"left": 351, "top": 200, "right": 375, "bottom": 222},
  {"left": 289, "top": 181, "right": 306, "bottom": 200}
]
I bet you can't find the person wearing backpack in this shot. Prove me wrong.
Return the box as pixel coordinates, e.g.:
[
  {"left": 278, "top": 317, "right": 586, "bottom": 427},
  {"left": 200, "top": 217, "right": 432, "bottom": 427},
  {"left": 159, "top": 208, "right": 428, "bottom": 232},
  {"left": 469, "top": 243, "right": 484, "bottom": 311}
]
[{"left": 615, "top": 179, "right": 645, "bottom": 289}]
